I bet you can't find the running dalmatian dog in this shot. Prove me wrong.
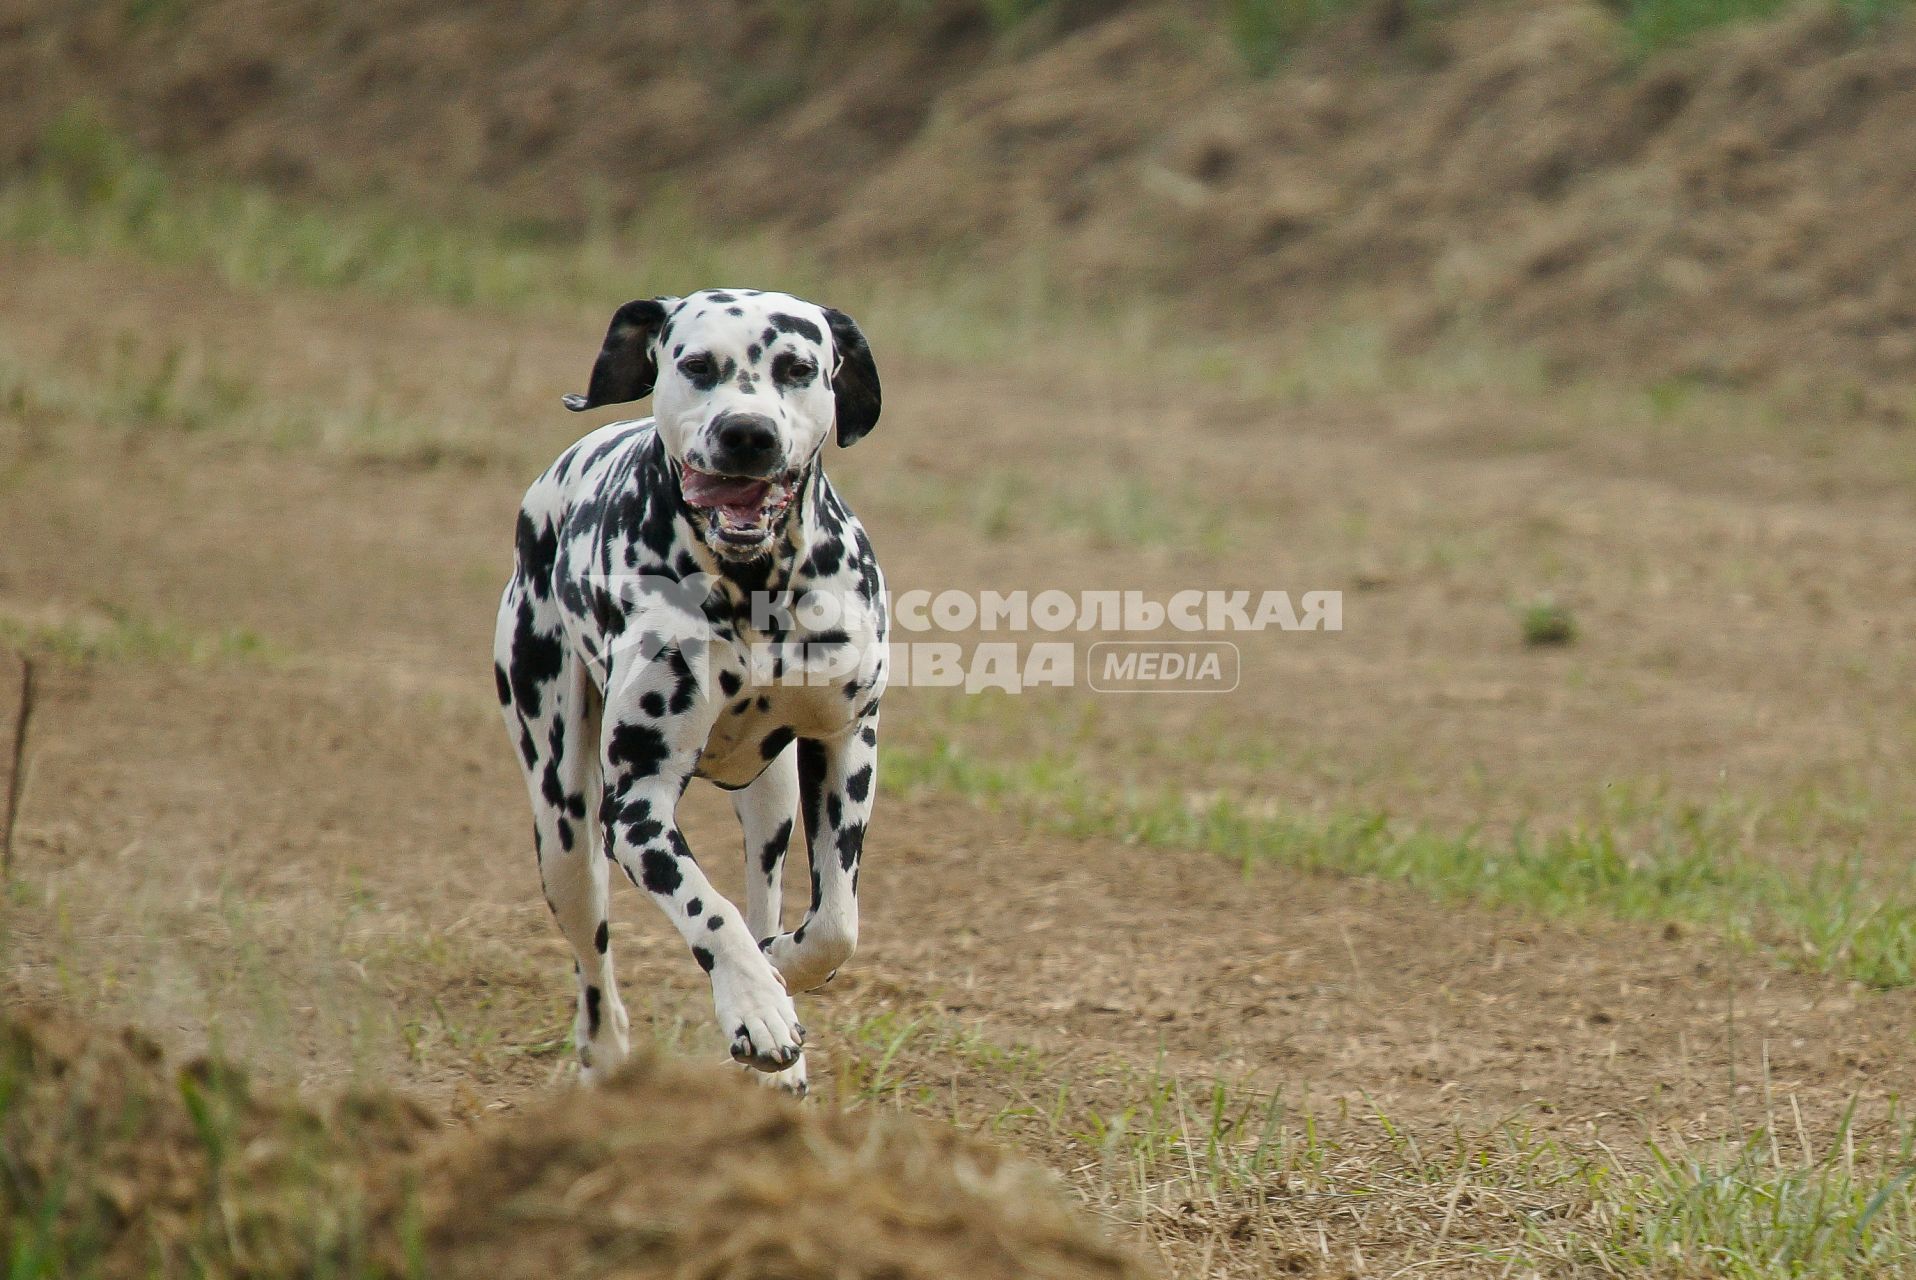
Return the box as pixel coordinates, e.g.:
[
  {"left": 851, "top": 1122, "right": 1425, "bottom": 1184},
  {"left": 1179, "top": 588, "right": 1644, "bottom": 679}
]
[{"left": 494, "top": 289, "right": 886, "bottom": 1096}]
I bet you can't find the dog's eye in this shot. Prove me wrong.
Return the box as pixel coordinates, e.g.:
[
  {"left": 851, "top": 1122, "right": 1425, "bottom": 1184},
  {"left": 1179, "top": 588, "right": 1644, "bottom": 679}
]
[
  {"left": 774, "top": 355, "right": 817, "bottom": 383},
  {"left": 679, "top": 355, "right": 715, "bottom": 379}
]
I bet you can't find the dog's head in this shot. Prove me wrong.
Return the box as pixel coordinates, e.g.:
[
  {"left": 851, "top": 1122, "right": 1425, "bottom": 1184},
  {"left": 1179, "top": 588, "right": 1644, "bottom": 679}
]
[{"left": 565, "top": 288, "right": 880, "bottom": 557}]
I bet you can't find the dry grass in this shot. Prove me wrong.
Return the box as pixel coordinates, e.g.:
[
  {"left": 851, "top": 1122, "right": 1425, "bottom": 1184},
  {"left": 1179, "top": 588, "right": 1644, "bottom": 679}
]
[{"left": 828, "top": 1003, "right": 1916, "bottom": 1278}]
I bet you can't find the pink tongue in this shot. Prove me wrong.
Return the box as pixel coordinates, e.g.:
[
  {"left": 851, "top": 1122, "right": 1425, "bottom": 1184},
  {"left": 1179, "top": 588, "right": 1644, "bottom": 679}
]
[{"left": 682, "top": 470, "right": 771, "bottom": 509}]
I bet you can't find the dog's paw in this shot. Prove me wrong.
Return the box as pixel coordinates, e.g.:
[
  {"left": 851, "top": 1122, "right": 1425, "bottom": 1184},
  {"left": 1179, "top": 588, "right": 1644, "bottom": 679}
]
[
  {"left": 761, "top": 922, "right": 854, "bottom": 994},
  {"left": 711, "top": 952, "right": 805, "bottom": 1072},
  {"left": 735, "top": 1054, "right": 809, "bottom": 1099}
]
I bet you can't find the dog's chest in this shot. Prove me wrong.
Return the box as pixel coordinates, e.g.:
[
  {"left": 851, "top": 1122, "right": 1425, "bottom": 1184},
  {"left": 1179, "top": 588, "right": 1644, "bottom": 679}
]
[{"left": 696, "top": 652, "right": 858, "bottom": 786}]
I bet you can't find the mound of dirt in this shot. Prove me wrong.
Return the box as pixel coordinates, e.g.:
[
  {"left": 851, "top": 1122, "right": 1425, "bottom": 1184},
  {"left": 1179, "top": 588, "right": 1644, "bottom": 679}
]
[
  {"left": 0, "top": 1005, "right": 1149, "bottom": 1279},
  {"left": 837, "top": 1, "right": 1916, "bottom": 412},
  {"left": 395, "top": 1052, "right": 1150, "bottom": 1280},
  {"left": 5, "top": 0, "right": 1914, "bottom": 408}
]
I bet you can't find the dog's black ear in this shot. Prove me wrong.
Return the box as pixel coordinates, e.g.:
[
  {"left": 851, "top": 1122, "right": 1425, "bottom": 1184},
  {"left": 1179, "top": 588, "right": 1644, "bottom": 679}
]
[
  {"left": 822, "top": 307, "right": 881, "bottom": 447},
  {"left": 563, "top": 297, "right": 675, "bottom": 412}
]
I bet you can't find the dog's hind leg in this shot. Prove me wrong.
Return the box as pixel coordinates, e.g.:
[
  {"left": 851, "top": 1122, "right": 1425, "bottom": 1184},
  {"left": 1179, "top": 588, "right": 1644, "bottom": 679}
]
[
  {"left": 763, "top": 707, "right": 879, "bottom": 994},
  {"left": 495, "top": 582, "right": 629, "bottom": 1083}
]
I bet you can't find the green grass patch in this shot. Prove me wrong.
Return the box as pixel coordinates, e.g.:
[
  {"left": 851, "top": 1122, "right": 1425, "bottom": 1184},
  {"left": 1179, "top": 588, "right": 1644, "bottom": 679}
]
[
  {"left": 1619, "top": 0, "right": 1913, "bottom": 49},
  {"left": 0, "top": 342, "right": 497, "bottom": 466},
  {"left": 887, "top": 737, "right": 1916, "bottom": 988},
  {"left": 1518, "top": 595, "right": 1578, "bottom": 646},
  {"left": 4, "top": 107, "right": 686, "bottom": 311},
  {"left": 0, "top": 607, "right": 282, "bottom": 666}
]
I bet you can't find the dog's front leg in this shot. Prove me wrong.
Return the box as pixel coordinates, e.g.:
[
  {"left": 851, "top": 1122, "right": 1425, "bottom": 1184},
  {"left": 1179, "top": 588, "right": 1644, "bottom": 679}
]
[
  {"left": 599, "top": 661, "right": 804, "bottom": 1073},
  {"left": 763, "top": 707, "right": 879, "bottom": 993}
]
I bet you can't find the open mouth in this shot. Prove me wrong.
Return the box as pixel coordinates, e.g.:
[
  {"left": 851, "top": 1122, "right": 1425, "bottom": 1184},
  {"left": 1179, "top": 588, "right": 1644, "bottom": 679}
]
[{"left": 679, "top": 465, "right": 799, "bottom": 548}]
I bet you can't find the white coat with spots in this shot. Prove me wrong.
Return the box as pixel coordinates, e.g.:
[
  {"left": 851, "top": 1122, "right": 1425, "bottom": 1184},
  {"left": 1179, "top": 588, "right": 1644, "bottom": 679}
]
[{"left": 493, "top": 289, "right": 887, "bottom": 1095}]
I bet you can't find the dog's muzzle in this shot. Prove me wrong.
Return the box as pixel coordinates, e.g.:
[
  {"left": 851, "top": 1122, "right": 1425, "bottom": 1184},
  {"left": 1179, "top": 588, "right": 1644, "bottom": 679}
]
[{"left": 680, "top": 464, "right": 799, "bottom": 553}]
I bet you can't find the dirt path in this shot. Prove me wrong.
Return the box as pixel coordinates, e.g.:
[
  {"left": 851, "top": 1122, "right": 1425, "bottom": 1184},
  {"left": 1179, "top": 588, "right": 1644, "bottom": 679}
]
[{"left": 4, "top": 247, "right": 1915, "bottom": 1274}]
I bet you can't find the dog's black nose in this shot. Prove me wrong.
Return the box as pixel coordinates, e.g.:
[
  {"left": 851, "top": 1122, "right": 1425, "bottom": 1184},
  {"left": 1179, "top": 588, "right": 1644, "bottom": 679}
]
[{"left": 711, "top": 412, "right": 780, "bottom": 473}]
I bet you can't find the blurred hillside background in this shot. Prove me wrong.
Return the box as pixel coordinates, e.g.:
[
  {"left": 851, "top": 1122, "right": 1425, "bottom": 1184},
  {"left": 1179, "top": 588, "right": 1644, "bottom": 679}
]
[{"left": 6, "top": 0, "right": 1916, "bottom": 415}]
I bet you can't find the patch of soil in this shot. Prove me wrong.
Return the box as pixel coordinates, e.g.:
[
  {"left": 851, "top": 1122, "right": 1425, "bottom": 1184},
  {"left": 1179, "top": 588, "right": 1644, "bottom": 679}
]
[
  {"left": 6, "top": 1, "right": 1916, "bottom": 407},
  {"left": 0, "top": 1004, "right": 1150, "bottom": 1279}
]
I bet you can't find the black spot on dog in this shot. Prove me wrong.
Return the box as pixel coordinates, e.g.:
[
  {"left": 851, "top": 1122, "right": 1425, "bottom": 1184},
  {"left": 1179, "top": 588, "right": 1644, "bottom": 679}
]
[
  {"left": 516, "top": 512, "right": 560, "bottom": 598},
  {"left": 761, "top": 818, "right": 793, "bottom": 875},
  {"left": 860, "top": 725, "right": 877, "bottom": 746},
  {"left": 508, "top": 597, "right": 565, "bottom": 718},
  {"left": 728, "top": 306, "right": 743, "bottom": 316},
  {"left": 707, "top": 292, "right": 736, "bottom": 303},
  {"left": 826, "top": 792, "right": 843, "bottom": 829},
  {"left": 640, "top": 691, "right": 666, "bottom": 719},
  {"left": 760, "top": 726, "right": 795, "bottom": 761},
  {"left": 557, "top": 817, "right": 574, "bottom": 850},
  {"left": 686, "top": 896, "right": 703, "bottom": 917},
  {"left": 692, "top": 945, "right": 716, "bottom": 973},
  {"left": 732, "top": 699, "right": 750, "bottom": 715},
  {"left": 586, "top": 984, "right": 603, "bottom": 1037},
  {"left": 494, "top": 663, "right": 512, "bottom": 706},
  {"left": 747, "top": 343, "right": 762, "bottom": 362},
  {"left": 768, "top": 312, "right": 824, "bottom": 344},
  {"left": 803, "top": 539, "right": 844, "bottom": 579},
  {"left": 541, "top": 758, "right": 566, "bottom": 808},
  {"left": 707, "top": 916, "right": 724, "bottom": 931},
  {"left": 608, "top": 723, "right": 670, "bottom": 779},
  {"left": 757, "top": 695, "right": 771, "bottom": 712},
  {"left": 719, "top": 670, "right": 742, "bottom": 696},
  {"left": 640, "top": 847, "right": 682, "bottom": 895},
  {"left": 838, "top": 821, "right": 865, "bottom": 872},
  {"left": 518, "top": 724, "right": 539, "bottom": 770},
  {"left": 595, "top": 920, "right": 609, "bottom": 953},
  {"left": 665, "top": 646, "right": 700, "bottom": 714},
  {"left": 845, "top": 764, "right": 873, "bottom": 803},
  {"left": 797, "top": 738, "right": 827, "bottom": 852}
]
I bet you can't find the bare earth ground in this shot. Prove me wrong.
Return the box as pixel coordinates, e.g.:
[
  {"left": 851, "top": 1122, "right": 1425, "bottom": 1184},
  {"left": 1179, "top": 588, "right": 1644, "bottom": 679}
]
[{"left": 3, "top": 246, "right": 1916, "bottom": 1275}]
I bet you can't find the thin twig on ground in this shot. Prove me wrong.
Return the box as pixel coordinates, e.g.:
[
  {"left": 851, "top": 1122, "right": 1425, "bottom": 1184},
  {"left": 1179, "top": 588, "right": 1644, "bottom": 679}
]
[{"left": 2, "top": 653, "right": 36, "bottom": 880}]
